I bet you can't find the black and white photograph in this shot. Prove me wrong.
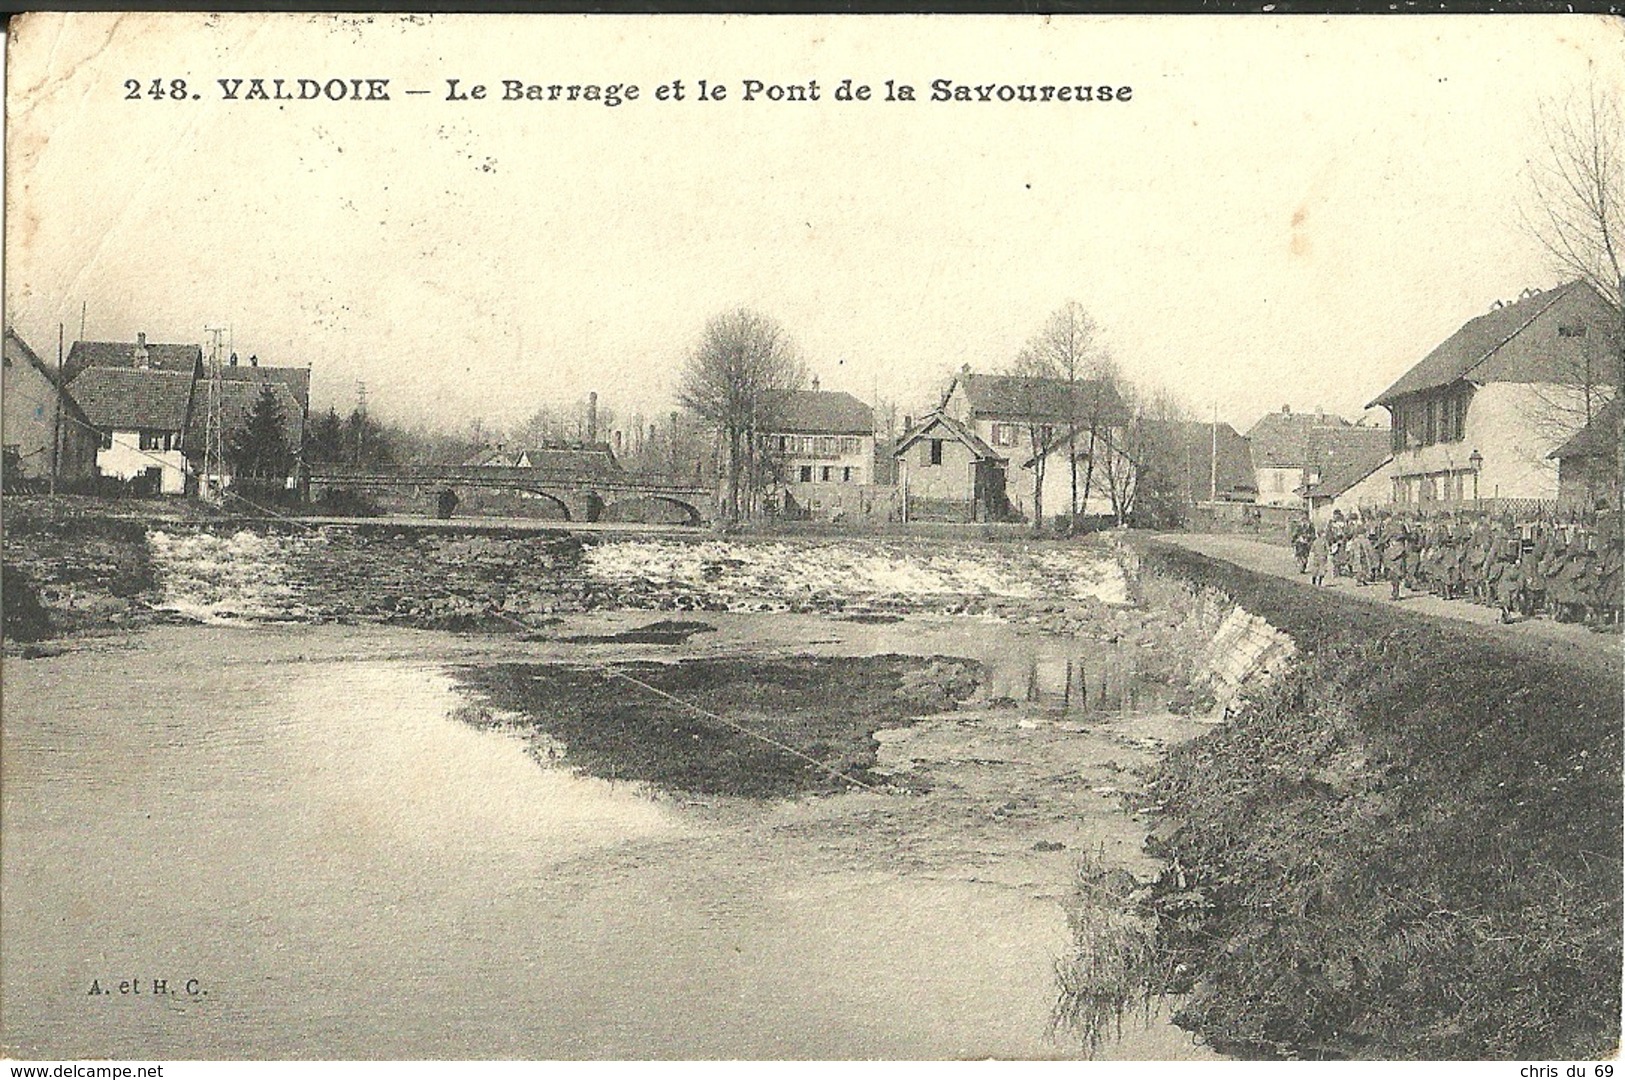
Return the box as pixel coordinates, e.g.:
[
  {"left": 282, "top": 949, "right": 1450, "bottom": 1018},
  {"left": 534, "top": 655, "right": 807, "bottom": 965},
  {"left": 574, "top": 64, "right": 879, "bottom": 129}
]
[{"left": 1, "top": 11, "right": 1621, "bottom": 1066}]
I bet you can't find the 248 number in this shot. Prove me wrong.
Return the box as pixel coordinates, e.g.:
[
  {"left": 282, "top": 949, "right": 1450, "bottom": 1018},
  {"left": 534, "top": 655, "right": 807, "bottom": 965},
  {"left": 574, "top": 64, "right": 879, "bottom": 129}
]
[{"left": 125, "top": 78, "right": 193, "bottom": 100}]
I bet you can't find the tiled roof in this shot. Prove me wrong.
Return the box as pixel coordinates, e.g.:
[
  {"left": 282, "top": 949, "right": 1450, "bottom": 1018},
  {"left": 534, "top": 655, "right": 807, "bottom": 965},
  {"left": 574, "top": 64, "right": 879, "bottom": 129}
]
[
  {"left": 65, "top": 339, "right": 202, "bottom": 382},
  {"left": 1368, "top": 280, "right": 1619, "bottom": 407},
  {"left": 893, "top": 410, "right": 1001, "bottom": 461},
  {"left": 516, "top": 447, "right": 624, "bottom": 480},
  {"left": 952, "top": 373, "right": 1127, "bottom": 425},
  {"left": 66, "top": 368, "right": 195, "bottom": 431},
  {"left": 185, "top": 380, "right": 304, "bottom": 456},
  {"left": 1550, "top": 397, "right": 1624, "bottom": 460},
  {"left": 1301, "top": 429, "right": 1392, "bottom": 498},
  {"left": 771, "top": 390, "right": 874, "bottom": 435},
  {"left": 1246, "top": 409, "right": 1356, "bottom": 468},
  {"left": 221, "top": 364, "right": 310, "bottom": 413}
]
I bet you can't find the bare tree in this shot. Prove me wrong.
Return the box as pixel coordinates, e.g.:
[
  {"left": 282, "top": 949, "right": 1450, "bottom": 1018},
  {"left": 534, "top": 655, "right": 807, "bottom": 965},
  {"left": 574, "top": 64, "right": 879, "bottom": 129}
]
[
  {"left": 1013, "top": 303, "right": 1113, "bottom": 531},
  {"left": 1523, "top": 81, "right": 1625, "bottom": 488},
  {"left": 677, "top": 309, "right": 805, "bottom": 521}
]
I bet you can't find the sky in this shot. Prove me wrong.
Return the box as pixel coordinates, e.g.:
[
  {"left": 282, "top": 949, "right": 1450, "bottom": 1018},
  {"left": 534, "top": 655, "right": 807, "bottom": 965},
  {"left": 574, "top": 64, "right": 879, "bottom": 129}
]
[{"left": 6, "top": 12, "right": 1624, "bottom": 439}]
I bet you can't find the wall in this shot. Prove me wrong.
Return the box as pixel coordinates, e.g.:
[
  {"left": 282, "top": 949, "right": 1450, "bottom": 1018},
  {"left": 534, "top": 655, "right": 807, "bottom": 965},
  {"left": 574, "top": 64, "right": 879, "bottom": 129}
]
[
  {"left": 1, "top": 359, "right": 97, "bottom": 484},
  {"left": 97, "top": 433, "right": 188, "bottom": 494},
  {"left": 899, "top": 436, "right": 978, "bottom": 503},
  {"left": 1254, "top": 466, "right": 1303, "bottom": 507}
]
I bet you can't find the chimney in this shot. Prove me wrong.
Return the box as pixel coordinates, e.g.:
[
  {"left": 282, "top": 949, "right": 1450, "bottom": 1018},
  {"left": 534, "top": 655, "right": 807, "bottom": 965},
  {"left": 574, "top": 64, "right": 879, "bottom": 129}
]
[
  {"left": 135, "top": 332, "right": 150, "bottom": 369},
  {"left": 1282, "top": 404, "right": 1291, "bottom": 415},
  {"left": 811, "top": 374, "right": 820, "bottom": 392},
  {"left": 587, "top": 391, "right": 598, "bottom": 443},
  {"left": 229, "top": 352, "right": 239, "bottom": 367},
  {"left": 961, "top": 363, "right": 971, "bottom": 375},
  {"left": 249, "top": 354, "right": 259, "bottom": 368}
]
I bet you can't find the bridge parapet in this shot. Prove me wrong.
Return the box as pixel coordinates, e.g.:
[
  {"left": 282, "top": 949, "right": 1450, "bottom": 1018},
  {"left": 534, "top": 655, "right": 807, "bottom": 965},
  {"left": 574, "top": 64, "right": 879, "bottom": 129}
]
[{"left": 305, "top": 463, "right": 713, "bottom": 524}]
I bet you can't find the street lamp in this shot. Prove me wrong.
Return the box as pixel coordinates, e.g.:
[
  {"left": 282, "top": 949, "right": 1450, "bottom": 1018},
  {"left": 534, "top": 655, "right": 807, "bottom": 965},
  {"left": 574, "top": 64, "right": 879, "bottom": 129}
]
[{"left": 1468, "top": 448, "right": 1483, "bottom": 509}]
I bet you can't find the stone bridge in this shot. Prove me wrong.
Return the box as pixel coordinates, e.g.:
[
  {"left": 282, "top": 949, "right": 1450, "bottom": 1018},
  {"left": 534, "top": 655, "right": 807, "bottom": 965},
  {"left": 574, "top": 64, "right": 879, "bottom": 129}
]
[{"left": 306, "top": 464, "right": 713, "bottom": 525}]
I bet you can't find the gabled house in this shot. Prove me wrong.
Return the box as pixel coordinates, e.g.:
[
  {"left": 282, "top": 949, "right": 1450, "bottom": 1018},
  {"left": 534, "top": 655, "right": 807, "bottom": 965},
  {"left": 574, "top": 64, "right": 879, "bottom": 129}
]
[
  {"left": 63, "top": 334, "right": 313, "bottom": 495},
  {"left": 67, "top": 365, "right": 196, "bottom": 494},
  {"left": 763, "top": 383, "right": 875, "bottom": 487},
  {"left": 1299, "top": 427, "right": 1395, "bottom": 522},
  {"left": 2, "top": 328, "right": 97, "bottom": 488},
  {"left": 1369, "top": 280, "right": 1620, "bottom": 505},
  {"left": 894, "top": 411, "right": 1006, "bottom": 521}
]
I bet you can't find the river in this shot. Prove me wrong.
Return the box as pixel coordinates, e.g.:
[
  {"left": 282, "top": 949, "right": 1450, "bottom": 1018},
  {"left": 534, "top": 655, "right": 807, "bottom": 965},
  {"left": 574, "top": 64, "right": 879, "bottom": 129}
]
[{"left": 2, "top": 535, "right": 1218, "bottom": 1060}]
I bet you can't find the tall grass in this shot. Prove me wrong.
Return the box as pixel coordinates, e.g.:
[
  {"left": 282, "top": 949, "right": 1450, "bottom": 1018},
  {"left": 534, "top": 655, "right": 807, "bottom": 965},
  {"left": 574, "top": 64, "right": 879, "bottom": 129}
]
[{"left": 1050, "top": 852, "right": 1164, "bottom": 1057}]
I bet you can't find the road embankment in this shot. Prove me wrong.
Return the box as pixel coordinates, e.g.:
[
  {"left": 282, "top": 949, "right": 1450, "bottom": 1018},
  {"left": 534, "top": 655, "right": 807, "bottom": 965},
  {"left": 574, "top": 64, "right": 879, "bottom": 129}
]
[{"left": 1136, "top": 540, "right": 1623, "bottom": 1060}]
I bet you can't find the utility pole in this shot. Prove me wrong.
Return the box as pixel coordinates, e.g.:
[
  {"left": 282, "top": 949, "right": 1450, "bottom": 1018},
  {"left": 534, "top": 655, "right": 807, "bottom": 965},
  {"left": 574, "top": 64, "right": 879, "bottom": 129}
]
[
  {"left": 1210, "top": 402, "right": 1219, "bottom": 503},
  {"left": 50, "top": 324, "right": 64, "bottom": 495},
  {"left": 203, "top": 326, "right": 228, "bottom": 503}
]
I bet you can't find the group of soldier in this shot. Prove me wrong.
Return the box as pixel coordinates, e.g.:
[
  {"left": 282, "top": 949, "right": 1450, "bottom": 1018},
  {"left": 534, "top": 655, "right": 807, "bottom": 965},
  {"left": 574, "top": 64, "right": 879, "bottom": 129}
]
[{"left": 1289, "top": 509, "right": 1624, "bottom": 629}]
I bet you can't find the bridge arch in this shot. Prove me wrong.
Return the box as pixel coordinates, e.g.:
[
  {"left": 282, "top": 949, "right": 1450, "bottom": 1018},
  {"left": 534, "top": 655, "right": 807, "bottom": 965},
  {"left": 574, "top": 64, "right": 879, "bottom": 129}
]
[
  {"left": 516, "top": 489, "right": 574, "bottom": 520},
  {"left": 604, "top": 494, "right": 704, "bottom": 526}
]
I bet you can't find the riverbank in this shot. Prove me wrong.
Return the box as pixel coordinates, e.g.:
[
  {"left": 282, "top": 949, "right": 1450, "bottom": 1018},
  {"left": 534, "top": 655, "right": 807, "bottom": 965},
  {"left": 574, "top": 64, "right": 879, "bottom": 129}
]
[{"left": 1134, "top": 540, "right": 1623, "bottom": 1060}]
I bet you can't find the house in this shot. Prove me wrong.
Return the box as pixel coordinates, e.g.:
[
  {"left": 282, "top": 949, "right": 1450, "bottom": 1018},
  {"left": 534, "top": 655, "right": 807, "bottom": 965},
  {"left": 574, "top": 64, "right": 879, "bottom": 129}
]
[
  {"left": 1246, "top": 406, "right": 1370, "bottom": 507},
  {"left": 2, "top": 328, "right": 97, "bottom": 488},
  {"left": 67, "top": 365, "right": 196, "bottom": 494},
  {"left": 898, "top": 366, "right": 1126, "bottom": 523},
  {"left": 1550, "top": 396, "right": 1623, "bottom": 511},
  {"left": 1369, "top": 281, "right": 1620, "bottom": 505},
  {"left": 64, "top": 333, "right": 202, "bottom": 382},
  {"left": 894, "top": 410, "right": 1006, "bottom": 521},
  {"left": 184, "top": 379, "right": 306, "bottom": 490},
  {"left": 762, "top": 381, "right": 876, "bottom": 517}
]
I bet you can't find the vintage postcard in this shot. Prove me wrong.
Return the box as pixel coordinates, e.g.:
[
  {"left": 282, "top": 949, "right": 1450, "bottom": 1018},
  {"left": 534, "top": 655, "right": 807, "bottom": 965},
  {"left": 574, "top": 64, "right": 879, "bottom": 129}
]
[{"left": 3, "top": 11, "right": 1622, "bottom": 1067}]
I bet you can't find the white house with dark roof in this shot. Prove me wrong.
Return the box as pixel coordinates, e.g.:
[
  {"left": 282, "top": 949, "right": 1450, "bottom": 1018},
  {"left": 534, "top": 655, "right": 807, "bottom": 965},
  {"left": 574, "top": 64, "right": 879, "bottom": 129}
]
[
  {"left": 1369, "top": 281, "right": 1620, "bottom": 505},
  {"left": 2, "top": 328, "right": 98, "bottom": 488},
  {"left": 68, "top": 366, "right": 196, "bottom": 493}
]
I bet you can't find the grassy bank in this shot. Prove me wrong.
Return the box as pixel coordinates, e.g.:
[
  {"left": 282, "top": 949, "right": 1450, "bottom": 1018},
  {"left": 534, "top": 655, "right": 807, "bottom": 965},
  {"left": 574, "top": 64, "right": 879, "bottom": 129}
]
[{"left": 1138, "top": 542, "right": 1622, "bottom": 1060}]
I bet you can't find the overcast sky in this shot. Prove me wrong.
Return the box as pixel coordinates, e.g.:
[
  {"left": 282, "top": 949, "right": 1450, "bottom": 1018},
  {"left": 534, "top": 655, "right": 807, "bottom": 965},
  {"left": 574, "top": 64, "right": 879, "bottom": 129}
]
[{"left": 6, "top": 13, "right": 1623, "bottom": 437}]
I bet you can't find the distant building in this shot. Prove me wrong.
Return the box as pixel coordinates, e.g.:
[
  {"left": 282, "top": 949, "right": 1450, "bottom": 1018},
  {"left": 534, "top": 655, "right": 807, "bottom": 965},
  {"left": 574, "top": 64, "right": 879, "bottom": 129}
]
[
  {"left": 2, "top": 328, "right": 97, "bottom": 488},
  {"left": 1246, "top": 405, "right": 1373, "bottom": 507},
  {"left": 896, "top": 366, "right": 1126, "bottom": 523},
  {"left": 1550, "top": 397, "right": 1623, "bottom": 511},
  {"left": 1149, "top": 419, "right": 1258, "bottom": 504},
  {"left": 1369, "top": 281, "right": 1619, "bottom": 505},
  {"left": 1300, "top": 432, "right": 1395, "bottom": 523},
  {"left": 64, "top": 333, "right": 311, "bottom": 495},
  {"left": 760, "top": 382, "right": 876, "bottom": 518}
]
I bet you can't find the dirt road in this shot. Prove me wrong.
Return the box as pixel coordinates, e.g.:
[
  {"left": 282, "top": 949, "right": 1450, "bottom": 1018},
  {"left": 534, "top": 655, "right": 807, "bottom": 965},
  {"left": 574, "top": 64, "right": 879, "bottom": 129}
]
[{"left": 1152, "top": 531, "right": 1621, "bottom": 673}]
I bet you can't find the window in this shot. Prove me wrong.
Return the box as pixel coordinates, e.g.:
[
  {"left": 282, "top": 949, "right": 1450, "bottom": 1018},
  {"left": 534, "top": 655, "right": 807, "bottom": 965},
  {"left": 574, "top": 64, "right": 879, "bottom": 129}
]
[
  {"left": 820, "top": 465, "right": 833, "bottom": 482},
  {"left": 799, "top": 465, "right": 813, "bottom": 483},
  {"left": 98, "top": 430, "right": 113, "bottom": 450},
  {"left": 843, "top": 466, "right": 853, "bottom": 483},
  {"left": 930, "top": 439, "right": 944, "bottom": 466},
  {"left": 138, "top": 430, "right": 175, "bottom": 452}
]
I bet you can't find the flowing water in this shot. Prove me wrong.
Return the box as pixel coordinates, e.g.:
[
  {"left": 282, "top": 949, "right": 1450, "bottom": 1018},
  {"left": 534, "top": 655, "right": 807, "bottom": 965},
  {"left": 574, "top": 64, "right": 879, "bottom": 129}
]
[{"left": 2, "top": 533, "right": 1215, "bottom": 1060}]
